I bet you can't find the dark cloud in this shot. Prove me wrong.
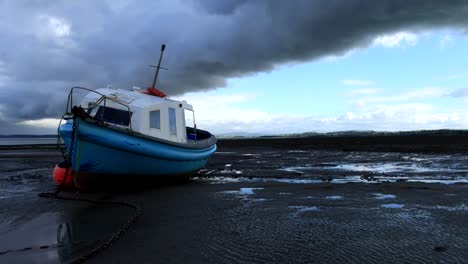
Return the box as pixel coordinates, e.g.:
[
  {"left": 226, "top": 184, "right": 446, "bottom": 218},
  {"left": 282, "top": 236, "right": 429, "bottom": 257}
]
[
  {"left": 1, "top": 0, "right": 468, "bottom": 127},
  {"left": 0, "top": 118, "right": 56, "bottom": 135},
  {"left": 193, "top": 0, "right": 248, "bottom": 14}
]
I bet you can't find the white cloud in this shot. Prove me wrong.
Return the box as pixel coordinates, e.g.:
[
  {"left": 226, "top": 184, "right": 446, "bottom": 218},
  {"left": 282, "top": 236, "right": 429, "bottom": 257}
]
[
  {"left": 105, "top": 0, "right": 131, "bottom": 13},
  {"left": 0, "top": 60, "right": 9, "bottom": 87},
  {"left": 397, "top": 87, "right": 446, "bottom": 100},
  {"left": 35, "top": 15, "right": 73, "bottom": 47},
  {"left": 342, "top": 79, "right": 375, "bottom": 86},
  {"left": 323, "top": 49, "right": 358, "bottom": 62},
  {"left": 449, "top": 87, "right": 468, "bottom": 97},
  {"left": 373, "top": 32, "right": 418, "bottom": 48},
  {"left": 0, "top": 60, "right": 5, "bottom": 73},
  {"left": 0, "top": 106, "right": 5, "bottom": 121},
  {"left": 348, "top": 88, "right": 380, "bottom": 95},
  {"left": 446, "top": 72, "right": 468, "bottom": 80},
  {"left": 0, "top": 76, "right": 8, "bottom": 87},
  {"left": 439, "top": 33, "right": 454, "bottom": 49},
  {"left": 171, "top": 88, "right": 468, "bottom": 135},
  {"left": 173, "top": 92, "right": 274, "bottom": 126},
  {"left": 361, "top": 87, "right": 447, "bottom": 103},
  {"left": 329, "top": 101, "right": 466, "bottom": 131},
  {"left": 18, "top": 118, "right": 61, "bottom": 128}
]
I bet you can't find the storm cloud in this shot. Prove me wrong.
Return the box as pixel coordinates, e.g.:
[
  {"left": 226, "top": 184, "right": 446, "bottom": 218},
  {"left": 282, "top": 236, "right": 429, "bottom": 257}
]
[{"left": 1, "top": 0, "right": 468, "bottom": 123}]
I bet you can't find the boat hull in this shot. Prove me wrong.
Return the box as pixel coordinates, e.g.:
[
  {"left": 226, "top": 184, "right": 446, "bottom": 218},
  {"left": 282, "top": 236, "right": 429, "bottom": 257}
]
[{"left": 59, "top": 118, "right": 216, "bottom": 178}]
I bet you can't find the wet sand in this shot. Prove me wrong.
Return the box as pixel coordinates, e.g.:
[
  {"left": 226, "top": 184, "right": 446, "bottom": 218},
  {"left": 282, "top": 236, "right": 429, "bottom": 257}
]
[{"left": 1, "top": 140, "right": 468, "bottom": 263}]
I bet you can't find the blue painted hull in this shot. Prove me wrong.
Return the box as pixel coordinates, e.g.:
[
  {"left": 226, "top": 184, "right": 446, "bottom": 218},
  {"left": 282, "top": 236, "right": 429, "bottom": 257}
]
[{"left": 59, "top": 118, "right": 216, "bottom": 177}]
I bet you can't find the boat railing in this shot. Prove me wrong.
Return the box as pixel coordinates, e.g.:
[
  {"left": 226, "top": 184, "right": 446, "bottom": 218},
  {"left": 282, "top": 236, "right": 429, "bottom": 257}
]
[{"left": 64, "top": 87, "right": 133, "bottom": 131}]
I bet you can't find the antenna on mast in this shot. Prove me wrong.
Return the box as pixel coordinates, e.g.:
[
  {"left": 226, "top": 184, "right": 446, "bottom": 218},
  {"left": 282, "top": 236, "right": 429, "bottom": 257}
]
[{"left": 150, "top": 44, "right": 168, "bottom": 88}]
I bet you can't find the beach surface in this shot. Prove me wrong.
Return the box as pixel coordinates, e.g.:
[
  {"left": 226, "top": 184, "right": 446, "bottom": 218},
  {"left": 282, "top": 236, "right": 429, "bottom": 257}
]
[{"left": 1, "top": 140, "right": 468, "bottom": 263}]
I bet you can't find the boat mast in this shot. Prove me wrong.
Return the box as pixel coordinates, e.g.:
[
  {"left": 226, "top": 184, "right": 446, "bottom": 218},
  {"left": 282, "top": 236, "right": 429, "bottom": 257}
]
[{"left": 150, "top": 44, "right": 167, "bottom": 88}]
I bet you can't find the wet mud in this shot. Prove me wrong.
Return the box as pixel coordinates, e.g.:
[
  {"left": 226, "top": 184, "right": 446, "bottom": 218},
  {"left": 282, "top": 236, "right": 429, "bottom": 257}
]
[{"left": 1, "top": 142, "right": 468, "bottom": 263}]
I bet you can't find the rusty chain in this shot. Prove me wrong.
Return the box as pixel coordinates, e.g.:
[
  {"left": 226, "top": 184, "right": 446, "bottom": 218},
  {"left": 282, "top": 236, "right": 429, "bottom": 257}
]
[{"left": 0, "top": 114, "right": 144, "bottom": 263}]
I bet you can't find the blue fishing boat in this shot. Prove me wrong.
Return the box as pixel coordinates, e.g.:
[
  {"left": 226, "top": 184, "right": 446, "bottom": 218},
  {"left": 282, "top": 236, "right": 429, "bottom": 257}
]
[{"left": 56, "top": 45, "right": 217, "bottom": 188}]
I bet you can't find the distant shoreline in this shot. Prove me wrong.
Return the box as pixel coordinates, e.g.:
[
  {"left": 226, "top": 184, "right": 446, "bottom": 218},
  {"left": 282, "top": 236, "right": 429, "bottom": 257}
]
[
  {"left": 2, "top": 131, "right": 468, "bottom": 153},
  {"left": 0, "top": 135, "right": 56, "bottom": 138},
  {"left": 2, "top": 129, "right": 468, "bottom": 139},
  {"left": 218, "top": 132, "right": 468, "bottom": 153}
]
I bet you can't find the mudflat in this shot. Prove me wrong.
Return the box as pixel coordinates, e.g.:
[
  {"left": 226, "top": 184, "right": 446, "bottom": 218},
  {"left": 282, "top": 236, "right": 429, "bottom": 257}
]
[{"left": 1, "top": 138, "right": 468, "bottom": 263}]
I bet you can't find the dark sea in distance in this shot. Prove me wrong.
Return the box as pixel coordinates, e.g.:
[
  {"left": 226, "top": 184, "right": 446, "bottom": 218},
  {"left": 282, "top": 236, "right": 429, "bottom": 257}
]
[{"left": 0, "top": 138, "right": 57, "bottom": 145}]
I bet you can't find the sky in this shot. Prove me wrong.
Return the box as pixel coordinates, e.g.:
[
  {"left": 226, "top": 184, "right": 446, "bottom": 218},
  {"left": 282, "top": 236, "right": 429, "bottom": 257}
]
[{"left": 0, "top": 0, "right": 467, "bottom": 135}]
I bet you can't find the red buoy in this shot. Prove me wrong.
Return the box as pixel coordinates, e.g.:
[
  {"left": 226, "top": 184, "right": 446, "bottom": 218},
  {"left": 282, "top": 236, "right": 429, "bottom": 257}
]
[
  {"left": 145, "top": 87, "right": 166, "bottom": 98},
  {"left": 53, "top": 161, "right": 73, "bottom": 188}
]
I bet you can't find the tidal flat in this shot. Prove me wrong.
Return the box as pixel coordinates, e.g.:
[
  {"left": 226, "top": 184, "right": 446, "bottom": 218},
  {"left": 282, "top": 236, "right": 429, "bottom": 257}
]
[{"left": 1, "top": 140, "right": 468, "bottom": 263}]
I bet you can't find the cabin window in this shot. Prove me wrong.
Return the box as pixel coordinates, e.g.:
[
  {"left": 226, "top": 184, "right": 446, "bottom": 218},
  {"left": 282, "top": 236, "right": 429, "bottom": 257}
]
[
  {"left": 185, "top": 109, "right": 197, "bottom": 140},
  {"left": 149, "top": 110, "right": 161, "bottom": 129},
  {"left": 95, "top": 106, "right": 132, "bottom": 126},
  {"left": 184, "top": 109, "right": 195, "bottom": 128},
  {"left": 169, "top": 108, "right": 177, "bottom": 135}
]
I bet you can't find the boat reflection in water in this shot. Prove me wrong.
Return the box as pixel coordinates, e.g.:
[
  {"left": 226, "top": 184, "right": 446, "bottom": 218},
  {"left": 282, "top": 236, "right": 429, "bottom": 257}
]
[{"left": 54, "top": 200, "right": 135, "bottom": 263}]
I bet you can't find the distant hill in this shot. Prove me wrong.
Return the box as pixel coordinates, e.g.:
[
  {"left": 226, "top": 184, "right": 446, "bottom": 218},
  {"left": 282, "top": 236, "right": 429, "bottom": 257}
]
[
  {"left": 0, "top": 135, "right": 56, "bottom": 138},
  {"left": 217, "top": 129, "right": 468, "bottom": 153},
  {"left": 262, "top": 129, "right": 468, "bottom": 138},
  {"left": 216, "top": 132, "right": 267, "bottom": 138},
  {"left": 287, "top": 129, "right": 468, "bottom": 137}
]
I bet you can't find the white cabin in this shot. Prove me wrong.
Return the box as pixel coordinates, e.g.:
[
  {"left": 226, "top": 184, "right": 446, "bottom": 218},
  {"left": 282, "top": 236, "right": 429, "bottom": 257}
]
[{"left": 80, "top": 87, "right": 195, "bottom": 144}]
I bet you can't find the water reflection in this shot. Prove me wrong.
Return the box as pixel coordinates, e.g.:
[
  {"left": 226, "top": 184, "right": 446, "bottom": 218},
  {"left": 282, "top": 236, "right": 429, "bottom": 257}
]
[
  {"left": 0, "top": 197, "right": 134, "bottom": 263},
  {"left": 56, "top": 200, "right": 134, "bottom": 263},
  {"left": 57, "top": 223, "right": 72, "bottom": 243}
]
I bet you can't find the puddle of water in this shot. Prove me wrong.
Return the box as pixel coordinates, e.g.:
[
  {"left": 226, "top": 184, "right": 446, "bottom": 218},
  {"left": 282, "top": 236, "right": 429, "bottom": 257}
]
[
  {"left": 219, "top": 169, "right": 243, "bottom": 175},
  {"left": 407, "top": 179, "right": 468, "bottom": 184},
  {"left": 381, "top": 203, "right": 405, "bottom": 209},
  {"left": 219, "top": 164, "right": 243, "bottom": 175},
  {"left": 288, "top": 206, "right": 320, "bottom": 214},
  {"left": 434, "top": 204, "right": 468, "bottom": 211},
  {"left": 278, "top": 166, "right": 307, "bottom": 174},
  {"left": 195, "top": 176, "right": 323, "bottom": 184},
  {"left": 195, "top": 175, "right": 468, "bottom": 185},
  {"left": 334, "top": 163, "right": 462, "bottom": 174},
  {"left": 219, "top": 187, "right": 264, "bottom": 195},
  {"left": 239, "top": 187, "right": 263, "bottom": 195},
  {"left": 325, "top": 195, "right": 344, "bottom": 200},
  {"left": 278, "top": 160, "right": 468, "bottom": 175},
  {"left": 287, "top": 150, "right": 308, "bottom": 153},
  {"left": 331, "top": 176, "right": 366, "bottom": 184},
  {"left": 373, "top": 193, "right": 396, "bottom": 200},
  {"left": 249, "top": 198, "right": 269, "bottom": 202}
]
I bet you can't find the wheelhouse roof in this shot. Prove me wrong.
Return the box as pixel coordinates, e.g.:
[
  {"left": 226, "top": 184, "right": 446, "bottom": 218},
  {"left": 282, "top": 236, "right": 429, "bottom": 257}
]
[{"left": 83, "top": 88, "right": 193, "bottom": 110}]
